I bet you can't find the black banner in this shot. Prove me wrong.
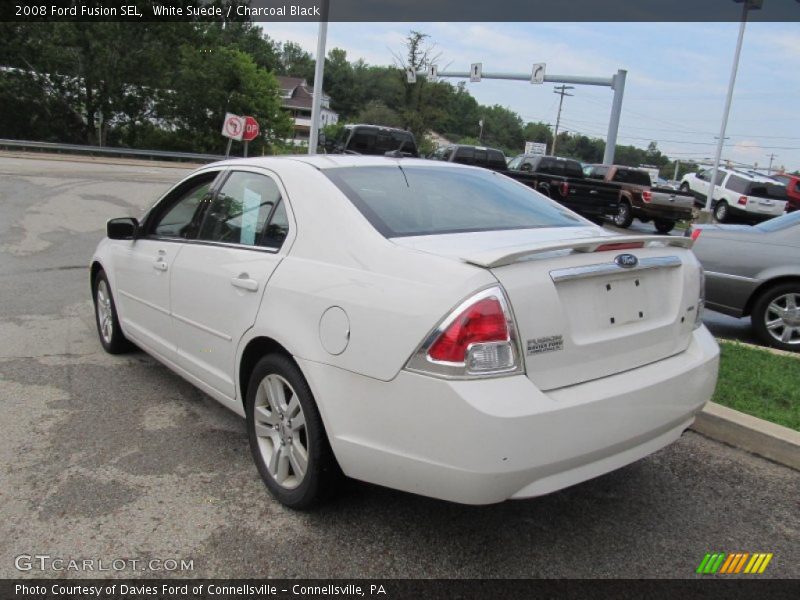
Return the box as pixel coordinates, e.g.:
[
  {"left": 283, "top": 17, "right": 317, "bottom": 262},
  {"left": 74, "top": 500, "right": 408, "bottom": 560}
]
[
  {"left": 3, "top": 579, "right": 800, "bottom": 600},
  {"left": 2, "top": 0, "right": 800, "bottom": 23}
]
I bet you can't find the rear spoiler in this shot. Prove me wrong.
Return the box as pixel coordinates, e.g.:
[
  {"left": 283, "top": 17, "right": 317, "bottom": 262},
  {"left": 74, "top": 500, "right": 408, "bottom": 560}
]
[{"left": 463, "top": 235, "right": 693, "bottom": 269}]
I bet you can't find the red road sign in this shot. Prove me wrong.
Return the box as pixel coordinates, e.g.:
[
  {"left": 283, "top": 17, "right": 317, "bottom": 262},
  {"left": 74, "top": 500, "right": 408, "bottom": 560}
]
[{"left": 242, "top": 116, "right": 260, "bottom": 142}]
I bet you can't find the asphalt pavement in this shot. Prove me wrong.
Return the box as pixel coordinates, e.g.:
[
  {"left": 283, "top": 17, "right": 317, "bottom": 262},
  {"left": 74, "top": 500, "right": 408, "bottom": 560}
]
[{"left": 1, "top": 155, "right": 797, "bottom": 579}]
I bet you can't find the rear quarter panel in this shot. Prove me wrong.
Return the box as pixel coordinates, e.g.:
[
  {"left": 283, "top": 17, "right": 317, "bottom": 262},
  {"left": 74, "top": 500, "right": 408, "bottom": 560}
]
[{"left": 246, "top": 164, "right": 496, "bottom": 382}]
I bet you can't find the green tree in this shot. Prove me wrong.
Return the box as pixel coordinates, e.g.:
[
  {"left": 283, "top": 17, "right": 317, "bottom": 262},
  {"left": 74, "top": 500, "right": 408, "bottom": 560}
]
[
  {"left": 279, "top": 42, "right": 315, "bottom": 81},
  {"left": 355, "top": 101, "right": 404, "bottom": 128}
]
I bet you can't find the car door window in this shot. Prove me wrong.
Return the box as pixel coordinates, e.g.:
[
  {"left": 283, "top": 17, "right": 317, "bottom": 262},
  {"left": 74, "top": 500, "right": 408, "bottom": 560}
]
[
  {"left": 150, "top": 174, "right": 216, "bottom": 239},
  {"left": 698, "top": 170, "right": 710, "bottom": 182},
  {"left": 197, "top": 171, "right": 286, "bottom": 248}
]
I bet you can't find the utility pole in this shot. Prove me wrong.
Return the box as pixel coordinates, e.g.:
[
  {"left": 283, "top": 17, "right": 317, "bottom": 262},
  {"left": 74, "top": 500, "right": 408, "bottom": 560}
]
[
  {"left": 673, "top": 160, "right": 681, "bottom": 182},
  {"left": 551, "top": 85, "right": 574, "bottom": 156},
  {"left": 767, "top": 153, "right": 777, "bottom": 174}
]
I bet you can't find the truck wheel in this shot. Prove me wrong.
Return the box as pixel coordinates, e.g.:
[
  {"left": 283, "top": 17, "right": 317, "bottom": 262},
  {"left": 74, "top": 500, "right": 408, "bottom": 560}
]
[
  {"left": 613, "top": 201, "right": 633, "bottom": 228},
  {"left": 654, "top": 219, "right": 675, "bottom": 234},
  {"left": 751, "top": 283, "right": 800, "bottom": 352},
  {"left": 713, "top": 200, "right": 729, "bottom": 223}
]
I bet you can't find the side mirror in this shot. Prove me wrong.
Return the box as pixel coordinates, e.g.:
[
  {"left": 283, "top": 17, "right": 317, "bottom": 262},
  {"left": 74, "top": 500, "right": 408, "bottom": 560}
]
[
  {"left": 107, "top": 217, "right": 138, "bottom": 240},
  {"left": 520, "top": 163, "right": 532, "bottom": 172}
]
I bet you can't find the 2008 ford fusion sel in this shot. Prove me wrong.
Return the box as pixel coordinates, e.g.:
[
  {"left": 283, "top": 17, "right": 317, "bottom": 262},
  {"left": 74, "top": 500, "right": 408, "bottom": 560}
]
[{"left": 91, "top": 156, "right": 719, "bottom": 508}]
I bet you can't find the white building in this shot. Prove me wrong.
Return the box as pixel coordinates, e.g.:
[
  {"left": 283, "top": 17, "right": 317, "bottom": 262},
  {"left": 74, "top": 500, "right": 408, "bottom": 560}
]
[{"left": 276, "top": 76, "right": 339, "bottom": 146}]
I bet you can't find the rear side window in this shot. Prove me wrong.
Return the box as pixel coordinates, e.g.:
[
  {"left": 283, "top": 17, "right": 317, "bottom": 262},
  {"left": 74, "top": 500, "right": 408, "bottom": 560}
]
[
  {"left": 725, "top": 174, "right": 749, "bottom": 194},
  {"left": 747, "top": 182, "right": 788, "bottom": 200},
  {"left": 454, "top": 147, "right": 475, "bottom": 163},
  {"left": 486, "top": 150, "right": 507, "bottom": 170},
  {"left": 324, "top": 166, "right": 582, "bottom": 237},
  {"left": 613, "top": 169, "right": 651, "bottom": 186},
  {"left": 197, "top": 171, "right": 286, "bottom": 248}
]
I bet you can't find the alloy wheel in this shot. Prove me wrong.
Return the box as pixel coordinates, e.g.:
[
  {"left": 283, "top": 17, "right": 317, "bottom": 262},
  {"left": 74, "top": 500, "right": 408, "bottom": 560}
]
[
  {"left": 764, "top": 293, "right": 800, "bottom": 346},
  {"left": 252, "top": 374, "right": 309, "bottom": 489},
  {"left": 96, "top": 280, "right": 113, "bottom": 344}
]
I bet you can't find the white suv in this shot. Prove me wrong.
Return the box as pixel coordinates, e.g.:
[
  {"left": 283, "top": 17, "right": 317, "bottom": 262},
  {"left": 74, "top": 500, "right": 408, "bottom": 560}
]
[{"left": 681, "top": 168, "right": 788, "bottom": 223}]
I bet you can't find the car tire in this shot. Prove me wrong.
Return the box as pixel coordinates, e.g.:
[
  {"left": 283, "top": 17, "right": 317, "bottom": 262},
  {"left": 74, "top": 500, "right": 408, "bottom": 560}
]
[
  {"left": 246, "top": 354, "right": 342, "bottom": 509},
  {"left": 93, "top": 270, "right": 133, "bottom": 354},
  {"left": 654, "top": 219, "right": 675, "bottom": 234},
  {"left": 751, "top": 283, "right": 800, "bottom": 352},
  {"left": 613, "top": 201, "right": 633, "bottom": 228},
  {"left": 713, "top": 200, "right": 729, "bottom": 223}
]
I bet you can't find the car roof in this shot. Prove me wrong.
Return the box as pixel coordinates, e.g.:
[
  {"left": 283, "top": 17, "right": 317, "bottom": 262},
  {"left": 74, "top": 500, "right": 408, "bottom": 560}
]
[
  {"left": 344, "top": 124, "right": 413, "bottom": 134},
  {"left": 204, "top": 154, "right": 476, "bottom": 171}
]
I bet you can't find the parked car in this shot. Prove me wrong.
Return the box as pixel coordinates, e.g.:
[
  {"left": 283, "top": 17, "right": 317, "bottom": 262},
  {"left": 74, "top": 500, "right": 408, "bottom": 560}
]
[
  {"left": 687, "top": 210, "right": 800, "bottom": 351},
  {"left": 771, "top": 173, "right": 800, "bottom": 212},
  {"left": 326, "top": 124, "right": 419, "bottom": 157},
  {"left": 680, "top": 168, "right": 788, "bottom": 223},
  {"left": 92, "top": 156, "right": 718, "bottom": 508},
  {"left": 505, "top": 154, "right": 621, "bottom": 222},
  {"left": 429, "top": 144, "right": 508, "bottom": 170},
  {"left": 584, "top": 164, "right": 694, "bottom": 233}
]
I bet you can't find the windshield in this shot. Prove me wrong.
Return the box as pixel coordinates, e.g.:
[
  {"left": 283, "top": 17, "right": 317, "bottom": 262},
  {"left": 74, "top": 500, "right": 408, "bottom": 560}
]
[
  {"left": 324, "top": 165, "right": 583, "bottom": 237},
  {"left": 755, "top": 210, "right": 800, "bottom": 232}
]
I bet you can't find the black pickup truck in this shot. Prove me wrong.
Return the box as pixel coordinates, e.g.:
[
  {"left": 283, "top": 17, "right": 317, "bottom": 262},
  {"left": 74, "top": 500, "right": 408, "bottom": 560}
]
[
  {"left": 428, "top": 146, "right": 621, "bottom": 221},
  {"left": 504, "top": 154, "right": 621, "bottom": 222}
]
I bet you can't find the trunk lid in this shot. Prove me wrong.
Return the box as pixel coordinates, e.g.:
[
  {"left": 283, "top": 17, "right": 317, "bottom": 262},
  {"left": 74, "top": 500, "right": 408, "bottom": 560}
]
[{"left": 394, "top": 228, "right": 701, "bottom": 391}]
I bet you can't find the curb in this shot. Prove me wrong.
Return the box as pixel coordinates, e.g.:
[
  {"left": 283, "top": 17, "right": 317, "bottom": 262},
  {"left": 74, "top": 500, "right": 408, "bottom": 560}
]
[{"left": 691, "top": 402, "right": 800, "bottom": 471}]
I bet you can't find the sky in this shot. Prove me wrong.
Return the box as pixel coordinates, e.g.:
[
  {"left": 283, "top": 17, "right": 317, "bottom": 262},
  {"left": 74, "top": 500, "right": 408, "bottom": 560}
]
[{"left": 258, "top": 21, "right": 800, "bottom": 173}]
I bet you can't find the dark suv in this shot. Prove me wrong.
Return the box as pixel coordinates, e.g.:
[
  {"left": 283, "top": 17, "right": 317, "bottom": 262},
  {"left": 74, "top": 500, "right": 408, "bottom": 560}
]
[
  {"left": 327, "top": 124, "right": 419, "bottom": 157},
  {"left": 430, "top": 144, "right": 507, "bottom": 170}
]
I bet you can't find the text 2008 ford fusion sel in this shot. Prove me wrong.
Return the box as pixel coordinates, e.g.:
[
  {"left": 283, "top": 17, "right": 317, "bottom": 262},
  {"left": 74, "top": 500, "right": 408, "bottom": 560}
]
[{"left": 90, "top": 156, "right": 719, "bottom": 508}]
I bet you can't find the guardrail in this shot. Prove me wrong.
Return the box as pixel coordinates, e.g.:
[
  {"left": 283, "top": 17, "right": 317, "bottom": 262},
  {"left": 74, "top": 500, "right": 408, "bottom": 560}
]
[{"left": 0, "top": 138, "right": 226, "bottom": 163}]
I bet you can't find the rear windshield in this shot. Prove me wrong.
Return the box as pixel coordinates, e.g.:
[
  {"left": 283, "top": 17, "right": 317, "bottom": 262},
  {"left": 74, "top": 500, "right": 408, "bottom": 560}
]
[
  {"left": 537, "top": 158, "right": 584, "bottom": 178},
  {"left": 324, "top": 166, "right": 582, "bottom": 237},
  {"left": 747, "top": 182, "right": 788, "bottom": 200},
  {"left": 612, "top": 169, "right": 652, "bottom": 187}
]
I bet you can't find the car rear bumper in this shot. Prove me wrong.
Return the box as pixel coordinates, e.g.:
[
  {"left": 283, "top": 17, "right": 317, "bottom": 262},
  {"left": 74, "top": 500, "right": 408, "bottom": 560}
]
[{"left": 299, "top": 327, "right": 719, "bottom": 505}]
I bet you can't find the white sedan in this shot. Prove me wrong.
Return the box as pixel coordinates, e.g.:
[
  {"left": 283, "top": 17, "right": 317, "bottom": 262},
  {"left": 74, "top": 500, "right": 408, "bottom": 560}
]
[{"left": 91, "top": 156, "right": 719, "bottom": 508}]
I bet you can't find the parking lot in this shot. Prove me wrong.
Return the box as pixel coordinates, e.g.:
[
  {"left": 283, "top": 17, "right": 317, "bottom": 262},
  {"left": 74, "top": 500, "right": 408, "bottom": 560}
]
[{"left": 0, "top": 154, "right": 798, "bottom": 579}]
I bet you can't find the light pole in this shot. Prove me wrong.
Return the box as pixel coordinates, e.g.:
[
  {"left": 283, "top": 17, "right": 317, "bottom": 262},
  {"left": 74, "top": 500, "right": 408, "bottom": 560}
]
[
  {"left": 700, "top": 0, "right": 762, "bottom": 222},
  {"left": 308, "top": 0, "right": 329, "bottom": 155}
]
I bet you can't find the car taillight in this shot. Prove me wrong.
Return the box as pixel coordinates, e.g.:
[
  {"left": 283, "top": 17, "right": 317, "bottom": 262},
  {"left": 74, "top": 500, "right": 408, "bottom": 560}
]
[
  {"left": 642, "top": 190, "right": 652, "bottom": 203},
  {"left": 405, "top": 287, "right": 523, "bottom": 378},
  {"left": 559, "top": 182, "right": 569, "bottom": 196},
  {"left": 691, "top": 228, "right": 702, "bottom": 242},
  {"left": 738, "top": 195, "right": 748, "bottom": 206},
  {"left": 428, "top": 297, "right": 508, "bottom": 362}
]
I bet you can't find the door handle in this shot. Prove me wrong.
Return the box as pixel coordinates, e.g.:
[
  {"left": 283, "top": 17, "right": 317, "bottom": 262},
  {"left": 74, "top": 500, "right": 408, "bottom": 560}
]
[
  {"left": 231, "top": 276, "right": 259, "bottom": 292},
  {"left": 153, "top": 261, "right": 168, "bottom": 271}
]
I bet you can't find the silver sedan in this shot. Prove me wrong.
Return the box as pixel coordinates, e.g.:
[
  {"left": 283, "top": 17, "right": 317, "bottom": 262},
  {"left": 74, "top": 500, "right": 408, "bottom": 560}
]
[{"left": 688, "top": 211, "right": 800, "bottom": 351}]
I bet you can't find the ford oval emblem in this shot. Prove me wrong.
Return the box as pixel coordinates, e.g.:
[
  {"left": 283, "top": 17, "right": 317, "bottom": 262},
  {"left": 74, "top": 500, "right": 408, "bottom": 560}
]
[{"left": 615, "top": 253, "right": 638, "bottom": 268}]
